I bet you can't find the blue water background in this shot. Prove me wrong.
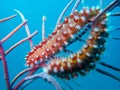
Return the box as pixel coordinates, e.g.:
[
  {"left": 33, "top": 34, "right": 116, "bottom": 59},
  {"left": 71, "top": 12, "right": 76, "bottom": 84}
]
[{"left": 0, "top": 0, "right": 120, "bottom": 90}]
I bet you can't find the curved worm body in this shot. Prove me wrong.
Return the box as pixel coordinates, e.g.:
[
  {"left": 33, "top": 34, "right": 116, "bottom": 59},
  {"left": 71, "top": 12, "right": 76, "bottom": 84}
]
[
  {"left": 25, "top": 6, "right": 106, "bottom": 67},
  {"left": 43, "top": 15, "right": 108, "bottom": 79}
]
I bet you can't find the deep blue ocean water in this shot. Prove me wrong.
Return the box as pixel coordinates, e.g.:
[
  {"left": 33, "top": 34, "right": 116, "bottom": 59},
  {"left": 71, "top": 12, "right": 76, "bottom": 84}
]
[{"left": 0, "top": 0, "right": 120, "bottom": 90}]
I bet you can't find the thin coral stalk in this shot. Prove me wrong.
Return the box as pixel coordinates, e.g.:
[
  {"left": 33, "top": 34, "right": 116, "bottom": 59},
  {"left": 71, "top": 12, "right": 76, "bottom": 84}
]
[
  {"left": 0, "top": 14, "right": 17, "bottom": 23},
  {"left": 11, "top": 68, "right": 30, "bottom": 87},
  {"left": 13, "top": 69, "right": 37, "bottom": 90},
  {"left": 14, "top": 9, "right": 34, "bottom": 49},
  {"left": 55, "top": 0, "right": 74, "bottom": 27},
  {"left": 12, "top": 62, "right": 46, "bottom": 89},
  {"left": 5, "top": 30, "right": 38, "bottom": 55},
  {"left": 42, "top": 16, "right": 47, "bottom": 40},
  {"left": 24, "top": 72, "right": 62, "bottom": 90},
  {"left": 92, "top": 0, "right": 120, "bottom": 25},
  {"left": 1, "top": 20, "right": 27, "bottom": 44},
  {"left": 71, "top": 0, "right": 81, "bottom": 14},
  {"left": 0, "top": 42, "right": 10, "bottom": 90},
  {"left": 11, "top": 63, "right": 45, "bottom": 88}
]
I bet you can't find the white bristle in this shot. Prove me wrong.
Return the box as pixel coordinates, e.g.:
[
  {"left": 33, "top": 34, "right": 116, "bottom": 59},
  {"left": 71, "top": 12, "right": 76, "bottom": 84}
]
[
  {"left": 75, "top": 25, "right": 81, "bottom": 30},
  {"left": 77, "top": 58, "right": 82, "bottom": 63},
  {"left": 36, "top": 55, "right": 39, "bottom": 58},
  {"left": 51, "top": 61, "right": 54, "bottom": 65},
  {"left": 60, "top": 67, "right": 64, "bottom": 72},
  {"left": 43, "top": 67, "right": 48, "bottom": 73},
  {"left": 53, "top": 67, "right": 58, "bottom": 73},
  {"left": 93, "top": 45, "right": 98, "bottom": 48},
  {"left": 64, "top": 41, "right": 68, "bottom": 46},
  {"left": 67, "top": 63, "right": 71, "bottom": 68},
  {"left": 57, "top": 24, "right": 61, "bottom": 28},
  {"left": 59, "top": 47, "right": 63, "bottom": 51},
  {"left": 86, "top": 53, "right": 91, "bottom": 57},
  {"left": 53, "top": 43, "right": 57, "bottom": 47},
  {"left": 57, "top": 38, "right": 61, "bottom": 42},
  {"left": 31, "top": 58, "right": 34, "bottom": 61},
  {"left": 52, "top": 51, "right": 55, "bottom": 54},
  {"left": 86, "top": 8, "right": 90, "bottom": 14},
  {"left": 88, "top": 35, "right": 93, "bottom": 39},
  {"left": 78, "top": 51, "right": 82, "bottom": 54},
  {"left": 62, "top": 58, "right": 66, "bottom": 62},
  {"left": 94, "top": 28, "right": 99, "bottom": 32},
  {"left": 70, "top": 35, "right": 74, "bottom": 39},
  {"left": 31, "top": 49, "right": 34, "bottom": 52},
  {"left": 26, "top": 55, "right": 29, "bottom": 57},
  {"left": 80, "top": 9, "right": 84, "bottom": 14},
  {"left": 46, "top": 48, "right": 50, "bottom": 52},
  {"left": 30, "top": 63, "right": 34, "bottom": 67},
  {"left": 26, "top": 60, "right": 30, "bottom": 63},
  {"left": 63, "top": 31, "right": 67, "bottom": 34},
  {"left": 83, "top": 44, "right": 88, "bottom": 48},
  {"left": 81, "top": 16, "right": 86, "bottom": 21},
  {"left": 56, "top": 60, "right": 60, "bottom": 65},
  {"left": 33, "top": 47, "right": 36, "bottom": 49},
  {"left": 69, "top": 23, "right": 74, "bottom": 28},
  {"left": 70, "top": 54, "right": 74, "bottom": 58},
  {"left": 101, "top": 20, "right": 106, "bottom": 25},
  {"left": 45, "top": 55, "right": 48, "bottom": 59},
  {"left": 48, "top": 65, "right": 51, "bottom": 70},
  {"left": 35, "top": 60, "right": 38, "bottom": 64},
  {"left": 74, "top": 15, "right": 79, "bottom": 20},
  {"left": 41, "top": 52, "right": 45, "bottom": 56}
]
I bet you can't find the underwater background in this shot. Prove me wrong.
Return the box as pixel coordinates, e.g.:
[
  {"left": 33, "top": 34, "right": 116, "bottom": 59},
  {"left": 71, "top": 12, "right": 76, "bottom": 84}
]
[{"left": 0, "top": 0, "right": 120, "bottom": 90}]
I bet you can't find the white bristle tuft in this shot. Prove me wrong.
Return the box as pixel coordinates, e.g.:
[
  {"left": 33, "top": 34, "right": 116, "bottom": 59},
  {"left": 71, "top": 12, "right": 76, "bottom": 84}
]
[
  {"left": 81, "top": 16, "right": 86, "bottom": 21},
  {"left": 93, "top": 45, "right": 98, "bottom": 48},
  {"left": 74, "top": 15, "right": 79, "bottom": 20},
  {"left": 69, "top": 23, "right": 74, "bottom": 28},
  {"left": 59, "top": 47, "right": 63, "bottom": 51},
  {"left": 70, "top": 35, "right": 74, "bottom": 39},
  {"left": 75, "top": 25, "right": 81, "bottom": 30},
  {"left": 83, "top": 44, "right": 88, "bottom": 48},
  {"left": 53, "top": 67, "right": 58, "bottom": 73},
  {"left": 48, "top": 65, "right": 51, "bottom": 70},
  {"left": 31, "top": 58, "right": 34, "bottom": 61},
  {"left": 35, "top": 60, "right": 38, "bottom": 64},
  {"left": 36, "top": 55, "right": 39, "bottom": 58},
  {"left": 86, "top": 53, "right": 91, "bottom": 57},
  {"left": 43, "top": 67, "right": 48, "bottom": 73},
  {"left": 88, "top": 35, "right": 93, "bottom": 39},
  {"left": 67, "top": 63, "right": 71, "bottom": 68},
  {"left": 80, "top": 9, "right": 84, "bottom": 14},
  {"left": 64, "top": 41, "right": 68, "bottom": 46},
  {"left": 52, "top": 51, "right": 55, "bottom": 54},
  {"left": 30, "top": 63, "right": 34, "bottom": 67},
  {"left": 77, "top": 58, "right": 82, "bottom": 63},
  {"left": 94, "top": 28, "right": 99, "bottom": 32},
  {"left": 60, "top": 67, "right": 64, "bottom": 72}
]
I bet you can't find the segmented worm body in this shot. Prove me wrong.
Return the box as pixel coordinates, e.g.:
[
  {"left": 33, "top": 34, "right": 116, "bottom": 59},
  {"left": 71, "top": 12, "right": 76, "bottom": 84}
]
[
  {"left": 26, "top": 6, "right": 105, "bottom": 67},
  {"left": 43, "top": 12, "right": 108, "bottom": 79}
]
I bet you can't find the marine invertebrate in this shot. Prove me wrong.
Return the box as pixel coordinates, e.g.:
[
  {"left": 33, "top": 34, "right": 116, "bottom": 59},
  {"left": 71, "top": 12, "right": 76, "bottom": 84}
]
[
  {"left": 25, "top": 1, "right": 107, "bottom": 67},
  {"left": 43, "top": 15, "right": 108, "bottom": 79},
  {"left": 0, "top": 0, "right": 120, "bottom": 90},
  {"left": 0, "top": 13, "right": 61, "bottom": 90}
]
